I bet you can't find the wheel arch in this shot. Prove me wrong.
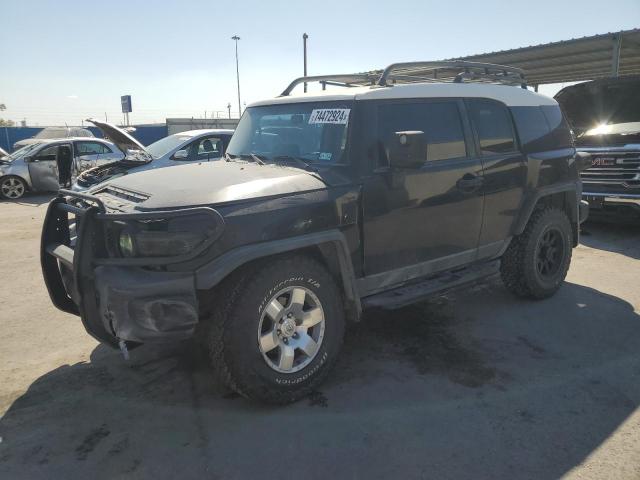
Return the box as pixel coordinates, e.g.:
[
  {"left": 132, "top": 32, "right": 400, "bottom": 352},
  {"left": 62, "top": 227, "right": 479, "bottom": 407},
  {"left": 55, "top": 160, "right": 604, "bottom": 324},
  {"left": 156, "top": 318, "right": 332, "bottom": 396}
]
[
  {"left": 512, "top": 182, "right": 580, "bottom": 247},
  {"left": 195, "top": 230, "right": 362, "bottom": 321}
]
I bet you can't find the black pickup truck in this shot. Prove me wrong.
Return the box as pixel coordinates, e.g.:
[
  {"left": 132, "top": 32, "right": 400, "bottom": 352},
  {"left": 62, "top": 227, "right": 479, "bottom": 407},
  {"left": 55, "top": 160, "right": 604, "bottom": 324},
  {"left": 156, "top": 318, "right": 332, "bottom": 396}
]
[
  {"left": 41, "top": 61, "right": 587, "bottom": 404},
  {"left": 556, "top": 75, "right": 640, "bottom": 221}
]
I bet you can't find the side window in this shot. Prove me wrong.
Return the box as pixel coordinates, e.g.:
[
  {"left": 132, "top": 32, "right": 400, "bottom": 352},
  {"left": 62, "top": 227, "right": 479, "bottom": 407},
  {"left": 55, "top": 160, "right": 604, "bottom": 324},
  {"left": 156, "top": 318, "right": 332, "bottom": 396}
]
[
  {"left": 377, "top": 101, "right": 467, "bottom": 167},
  {"left": 35, "top": 145, "right": 58, "bottom": 161},
  {"left": 75, "top": 141, "right": 111, "bottom": 156},
  {"left": 541, "top": 105, "right": 573, "bottom": 148},
  {"left": 194, "top": 137, "right": 222, "bottom": 159},
  {"left": 467, "top": 99, "right": 517, "bottom": 155},
  {"left": 510, "top": 106, "right": 551, "bottom": 153}
]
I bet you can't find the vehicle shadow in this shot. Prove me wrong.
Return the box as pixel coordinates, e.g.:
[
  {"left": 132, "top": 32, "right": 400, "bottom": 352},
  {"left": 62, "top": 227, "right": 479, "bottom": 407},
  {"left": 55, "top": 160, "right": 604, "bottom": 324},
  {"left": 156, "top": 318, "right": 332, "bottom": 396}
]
[
  {"left": 1, "top": 193, "right": 55, "bottom": 207},
  {"left": 1, "top": 280, "right": 639, "bottom": 479},
  {"left": 581, "top": 220, "right": 640, "bottom": 260}
]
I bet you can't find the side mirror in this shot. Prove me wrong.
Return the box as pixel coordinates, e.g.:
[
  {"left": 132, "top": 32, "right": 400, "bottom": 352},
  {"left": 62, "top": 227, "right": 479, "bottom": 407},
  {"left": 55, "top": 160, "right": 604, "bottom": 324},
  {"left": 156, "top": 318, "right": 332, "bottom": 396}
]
[
  {"left": 172, "top": 149, "right": 189, "bottom": 160},
  {"left": 388, "top": 131, "right": 426, "bottom": 168}
]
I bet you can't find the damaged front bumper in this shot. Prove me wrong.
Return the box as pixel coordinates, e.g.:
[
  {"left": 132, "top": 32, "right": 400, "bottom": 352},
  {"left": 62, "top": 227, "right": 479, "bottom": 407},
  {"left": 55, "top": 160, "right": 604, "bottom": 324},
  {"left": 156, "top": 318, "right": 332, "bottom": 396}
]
[{"left": 40, "top": 191, "right": 222, "bottom": 347}]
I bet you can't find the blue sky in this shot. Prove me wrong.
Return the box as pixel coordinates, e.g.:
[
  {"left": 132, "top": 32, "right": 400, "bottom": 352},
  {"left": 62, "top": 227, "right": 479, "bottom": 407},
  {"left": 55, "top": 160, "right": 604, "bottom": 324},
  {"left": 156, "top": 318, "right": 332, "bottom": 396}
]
[{"left": 1, "top": 0, "right": 638, "bottom": 126}]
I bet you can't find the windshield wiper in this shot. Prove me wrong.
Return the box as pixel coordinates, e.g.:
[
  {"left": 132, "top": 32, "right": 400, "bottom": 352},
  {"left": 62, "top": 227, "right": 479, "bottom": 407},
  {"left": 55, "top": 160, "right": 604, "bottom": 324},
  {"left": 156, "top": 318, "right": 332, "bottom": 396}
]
[
  {"left": 225, "top": 153, "right": 265, "bottom": 165},
  {"left": 269, "top": 155, "right": 318, "bottom": 172}
]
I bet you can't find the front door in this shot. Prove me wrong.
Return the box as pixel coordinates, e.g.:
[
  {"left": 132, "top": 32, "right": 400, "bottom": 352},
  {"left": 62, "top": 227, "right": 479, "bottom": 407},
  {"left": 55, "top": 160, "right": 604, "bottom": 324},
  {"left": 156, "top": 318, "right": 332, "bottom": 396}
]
[
  {"left": 28, "top": 145, "right": 60, "bottom": 191},
  {"left": 360, "top": 99, "right": 484, "bottom": 294}
]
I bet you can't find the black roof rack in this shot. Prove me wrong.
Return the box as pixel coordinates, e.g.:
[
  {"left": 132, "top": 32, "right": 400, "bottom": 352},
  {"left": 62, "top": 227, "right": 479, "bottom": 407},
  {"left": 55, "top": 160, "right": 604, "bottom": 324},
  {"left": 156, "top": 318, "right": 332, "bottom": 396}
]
[{"left": 280, "top": 61, "right": 527, "bottom": 96}]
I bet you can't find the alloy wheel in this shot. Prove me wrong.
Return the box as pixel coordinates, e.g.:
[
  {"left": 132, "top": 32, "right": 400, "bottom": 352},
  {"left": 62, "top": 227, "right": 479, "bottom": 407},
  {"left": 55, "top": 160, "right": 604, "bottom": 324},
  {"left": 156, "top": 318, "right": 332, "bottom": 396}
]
[
  {"left": 257, "top": 286, "right": 326, "bottom": 373},
  {"left": 1, "top": 178, "right": 25, "bottom": 199},
  {"left": 536, "top": 227, "right": 564, "bottom": 279}
]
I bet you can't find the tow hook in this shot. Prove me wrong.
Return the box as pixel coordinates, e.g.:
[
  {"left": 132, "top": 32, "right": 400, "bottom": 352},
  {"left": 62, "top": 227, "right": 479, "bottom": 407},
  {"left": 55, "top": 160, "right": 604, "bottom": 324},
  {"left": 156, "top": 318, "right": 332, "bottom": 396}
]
[{"left": 118, "top": 338, "right": 130, "bottom": 360}]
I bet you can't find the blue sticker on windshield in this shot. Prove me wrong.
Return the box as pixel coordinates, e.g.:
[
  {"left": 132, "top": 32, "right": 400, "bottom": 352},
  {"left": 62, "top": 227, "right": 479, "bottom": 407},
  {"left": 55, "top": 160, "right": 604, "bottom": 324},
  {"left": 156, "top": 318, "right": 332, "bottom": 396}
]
[{"left": 319, "top": 152, "right": 332, "bottom": 161}]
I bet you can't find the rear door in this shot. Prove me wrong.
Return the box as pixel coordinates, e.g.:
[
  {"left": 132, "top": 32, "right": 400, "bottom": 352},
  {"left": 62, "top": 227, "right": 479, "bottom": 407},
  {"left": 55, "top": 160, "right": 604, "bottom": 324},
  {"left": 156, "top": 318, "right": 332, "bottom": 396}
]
[
  {"left": 28, "top": 145, "right": 60, "bottom": 191},
  {"left": 360, "top": 98, "right": 484, "bottom": 293},
  {"left": 465, "top": 99, "right": 526, "bottom": 257}
]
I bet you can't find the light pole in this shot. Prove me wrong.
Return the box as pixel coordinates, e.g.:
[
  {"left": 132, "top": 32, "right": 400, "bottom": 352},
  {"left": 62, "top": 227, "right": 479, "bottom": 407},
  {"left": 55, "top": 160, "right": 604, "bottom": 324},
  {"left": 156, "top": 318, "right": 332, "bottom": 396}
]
[
  {"left": 231, "top": 35, "right": 241, "bottom": 118},
  {"left": 303, "top": 33, "right": 309, "bottom": 93}
]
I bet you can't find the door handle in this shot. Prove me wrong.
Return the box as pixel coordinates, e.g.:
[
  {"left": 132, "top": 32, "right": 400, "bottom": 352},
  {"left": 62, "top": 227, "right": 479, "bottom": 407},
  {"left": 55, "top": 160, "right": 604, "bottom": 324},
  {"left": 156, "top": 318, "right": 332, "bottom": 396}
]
[{"left": 456, "top": 175, "right": 484, "bottom": 192}]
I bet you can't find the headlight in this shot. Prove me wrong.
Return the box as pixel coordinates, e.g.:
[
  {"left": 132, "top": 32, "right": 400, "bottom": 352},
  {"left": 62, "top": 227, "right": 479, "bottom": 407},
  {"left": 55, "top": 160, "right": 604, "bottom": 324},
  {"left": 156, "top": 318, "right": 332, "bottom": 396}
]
[{"left": 111, "top": 209, "right": 224, "bottom": 259}]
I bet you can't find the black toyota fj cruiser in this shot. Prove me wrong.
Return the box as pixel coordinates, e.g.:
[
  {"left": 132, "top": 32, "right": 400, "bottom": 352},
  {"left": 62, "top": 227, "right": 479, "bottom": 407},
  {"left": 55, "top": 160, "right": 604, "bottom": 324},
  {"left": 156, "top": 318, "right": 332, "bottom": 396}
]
[
  {"left": 41, "top": 61, "right": 586, "bottom": 404},
  {"left": 555, "top": 75, "right": 640, "bottom": 221}
]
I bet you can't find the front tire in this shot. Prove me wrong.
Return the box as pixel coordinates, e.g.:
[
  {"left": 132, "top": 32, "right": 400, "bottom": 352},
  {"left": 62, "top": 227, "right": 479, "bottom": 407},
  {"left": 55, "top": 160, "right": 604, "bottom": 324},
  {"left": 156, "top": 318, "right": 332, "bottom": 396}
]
[
  {"left": 205, "top": 255, "right": 345, "bottom": 404},
  {"left": 0, "top": 176, "right": 27, "bottom": 200},
  {"left": 500, "top": 207, "right": 573, "bottom": 299}
]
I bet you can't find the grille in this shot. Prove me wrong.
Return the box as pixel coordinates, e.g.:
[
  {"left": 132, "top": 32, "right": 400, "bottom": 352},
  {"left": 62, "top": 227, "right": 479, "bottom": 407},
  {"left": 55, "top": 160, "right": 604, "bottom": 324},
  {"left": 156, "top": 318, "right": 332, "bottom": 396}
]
[{"left": 581, "top": 151, "right": 640, "bottom": 189}]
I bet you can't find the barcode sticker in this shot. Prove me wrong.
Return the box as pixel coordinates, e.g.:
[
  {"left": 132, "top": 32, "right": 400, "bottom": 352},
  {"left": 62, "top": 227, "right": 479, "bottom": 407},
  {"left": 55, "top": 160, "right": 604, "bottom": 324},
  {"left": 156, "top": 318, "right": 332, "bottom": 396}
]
[{"left": 308, "top": 109, "right": 350, "bottom": 125}]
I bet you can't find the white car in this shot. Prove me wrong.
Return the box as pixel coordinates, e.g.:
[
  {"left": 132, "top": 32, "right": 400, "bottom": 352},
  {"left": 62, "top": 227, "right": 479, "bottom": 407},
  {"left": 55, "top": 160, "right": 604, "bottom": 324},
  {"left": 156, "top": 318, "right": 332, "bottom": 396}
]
[{"left": 73, "top": 120, "right": 234, "bottom": 191}]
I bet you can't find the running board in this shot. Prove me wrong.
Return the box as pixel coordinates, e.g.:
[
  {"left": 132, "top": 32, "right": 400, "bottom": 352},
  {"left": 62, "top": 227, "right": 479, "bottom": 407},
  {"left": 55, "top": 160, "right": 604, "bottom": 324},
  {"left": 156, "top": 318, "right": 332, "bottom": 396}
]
[{"left": 361, "top": 260, "right": 500, "bottom": 310}]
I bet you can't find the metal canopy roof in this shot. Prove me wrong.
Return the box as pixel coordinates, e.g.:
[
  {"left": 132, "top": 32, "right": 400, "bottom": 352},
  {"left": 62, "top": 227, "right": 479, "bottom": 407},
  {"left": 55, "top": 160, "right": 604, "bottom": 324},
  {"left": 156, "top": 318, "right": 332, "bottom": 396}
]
[{"left": 450, "top": 29, "right": 640, "bottom": 86}]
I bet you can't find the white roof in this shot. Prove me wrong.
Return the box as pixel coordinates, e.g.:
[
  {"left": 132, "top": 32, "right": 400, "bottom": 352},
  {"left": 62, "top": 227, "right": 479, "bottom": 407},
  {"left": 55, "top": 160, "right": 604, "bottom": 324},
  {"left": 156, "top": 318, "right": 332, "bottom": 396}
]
[{"left": 250, "top": 82, "right": 557, "bottom": 108}]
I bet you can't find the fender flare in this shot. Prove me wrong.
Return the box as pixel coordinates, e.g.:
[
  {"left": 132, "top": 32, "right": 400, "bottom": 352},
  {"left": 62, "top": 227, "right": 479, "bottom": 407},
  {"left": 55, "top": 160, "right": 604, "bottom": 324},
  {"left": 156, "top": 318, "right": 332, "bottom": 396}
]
[
  {"left": 512, "top": 181, "right": 580, "bottom": 236},
  {"left": 195, "top": 230, "right": 362, "bottom": 319}
]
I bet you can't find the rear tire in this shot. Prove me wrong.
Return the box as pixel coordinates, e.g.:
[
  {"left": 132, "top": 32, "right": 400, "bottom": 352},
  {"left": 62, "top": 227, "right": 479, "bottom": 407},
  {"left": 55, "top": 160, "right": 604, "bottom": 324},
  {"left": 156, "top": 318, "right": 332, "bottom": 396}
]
[
  {"left": 500, "top": 207, "right": 573, "bottom": 299},
  {"left": 204, "top": 255, "right": 345, "bottom": 404},
  {"left": 0, "top": 176, "right": 27, "bottom": 200}
]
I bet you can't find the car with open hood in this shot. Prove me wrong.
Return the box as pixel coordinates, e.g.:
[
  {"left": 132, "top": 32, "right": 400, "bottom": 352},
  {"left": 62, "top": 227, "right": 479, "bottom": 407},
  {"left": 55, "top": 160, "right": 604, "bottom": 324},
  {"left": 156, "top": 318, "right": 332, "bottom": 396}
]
[
  {"left": 555, "top": 75, "right": 640, "bottom": 220},
  {"left": 0, "top": 137, "right": 122, "bottom": 200},
  {"left": 42, "top": 61, "right": 586, "bottom": 404},
  {"left": 72, "top": 120, "right": 233, "bottom": 192}
]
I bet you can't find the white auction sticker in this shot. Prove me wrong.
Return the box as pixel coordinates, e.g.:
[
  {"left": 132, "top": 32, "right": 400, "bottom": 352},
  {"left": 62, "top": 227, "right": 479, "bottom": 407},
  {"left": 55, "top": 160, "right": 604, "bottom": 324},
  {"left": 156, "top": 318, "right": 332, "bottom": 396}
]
[{"left": 308, "top": 109, "right": 350, "bottom": 125}]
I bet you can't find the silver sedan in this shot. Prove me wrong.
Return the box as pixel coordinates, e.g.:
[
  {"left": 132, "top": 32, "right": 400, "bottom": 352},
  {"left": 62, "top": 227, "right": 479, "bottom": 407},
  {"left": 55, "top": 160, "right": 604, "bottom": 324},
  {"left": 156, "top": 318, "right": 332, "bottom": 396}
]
[{"left": 0, "top": 138, "right": 123, "bottom": 200}]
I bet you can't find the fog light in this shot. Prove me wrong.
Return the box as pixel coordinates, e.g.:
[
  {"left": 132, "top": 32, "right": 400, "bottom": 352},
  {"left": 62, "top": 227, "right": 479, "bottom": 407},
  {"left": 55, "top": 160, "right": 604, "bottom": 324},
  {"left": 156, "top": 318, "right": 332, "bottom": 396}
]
[{"left": 119, "top": 231, "right": 135, "bottom": 257}]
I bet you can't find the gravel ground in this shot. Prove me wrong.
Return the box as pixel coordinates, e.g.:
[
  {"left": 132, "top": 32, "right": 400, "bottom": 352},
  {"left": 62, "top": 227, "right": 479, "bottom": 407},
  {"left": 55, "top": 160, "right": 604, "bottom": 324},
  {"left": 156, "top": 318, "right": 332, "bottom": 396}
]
[{"left": 0, "top": 195, "right": 639, "bottom": 479}]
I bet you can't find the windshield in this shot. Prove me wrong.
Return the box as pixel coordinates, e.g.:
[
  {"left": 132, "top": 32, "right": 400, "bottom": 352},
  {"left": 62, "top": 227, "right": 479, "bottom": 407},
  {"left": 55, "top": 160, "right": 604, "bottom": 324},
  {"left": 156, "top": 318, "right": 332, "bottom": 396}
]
[
  {"left": 227, "top": 101, "right": 353, "bottom": 165},
  {"left": 34, "top": 127, "right": 69, "bottom": 139},
  {"left": 3, "top": 142, "right": 42, "bottom": 162},
  {"left": 143, "top": 134, "right": 192, "bottom": 160}
]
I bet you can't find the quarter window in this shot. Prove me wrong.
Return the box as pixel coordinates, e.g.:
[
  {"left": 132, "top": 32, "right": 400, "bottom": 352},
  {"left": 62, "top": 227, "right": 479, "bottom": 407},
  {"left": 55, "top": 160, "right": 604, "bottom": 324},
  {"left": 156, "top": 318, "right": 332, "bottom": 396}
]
[
  {"left": 377, "top": 101, "right": 467, "bottom": 166},
  {"left": 75, "top": 141, "right": 112, "bottom": 156},
  {"left": 467, "top": 99, "right": 517, "bottom": 155}
]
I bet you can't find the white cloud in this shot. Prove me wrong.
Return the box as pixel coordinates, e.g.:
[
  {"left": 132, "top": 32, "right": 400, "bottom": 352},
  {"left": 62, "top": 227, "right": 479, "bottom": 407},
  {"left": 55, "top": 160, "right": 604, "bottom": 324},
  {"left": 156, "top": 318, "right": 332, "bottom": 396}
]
[{"left": 67, "top": 94, "right": 78, "bottom": 99}]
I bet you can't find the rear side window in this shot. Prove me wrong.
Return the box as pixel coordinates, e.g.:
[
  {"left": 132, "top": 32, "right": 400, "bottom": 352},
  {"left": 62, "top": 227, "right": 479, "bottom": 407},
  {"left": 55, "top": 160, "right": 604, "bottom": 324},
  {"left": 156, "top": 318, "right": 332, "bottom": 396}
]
[
  {"left": 377, "top": 101, "right": 467, "bottom": 166},
  {"left": 511, "top": 106, "right": 551, "bottom": 152},
  {"left": 541, "top": 105, "right": 573, "bottom": 148},
  {"left": 75, "top": 141, "right": 112, "bottom": 156},
  {"left": 467, "top": 99, "right": 516, "bottom": 155}
]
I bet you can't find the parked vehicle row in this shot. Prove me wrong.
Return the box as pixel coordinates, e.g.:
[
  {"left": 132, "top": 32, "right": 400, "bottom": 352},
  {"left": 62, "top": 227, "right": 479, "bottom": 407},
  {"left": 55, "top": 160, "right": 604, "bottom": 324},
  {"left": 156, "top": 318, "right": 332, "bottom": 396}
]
[
  {"left": 41, "top": 61, "right": 588, "bottom": 404},
  {"left": 0, "top": 122, "right": 233, "bottom": 199}
]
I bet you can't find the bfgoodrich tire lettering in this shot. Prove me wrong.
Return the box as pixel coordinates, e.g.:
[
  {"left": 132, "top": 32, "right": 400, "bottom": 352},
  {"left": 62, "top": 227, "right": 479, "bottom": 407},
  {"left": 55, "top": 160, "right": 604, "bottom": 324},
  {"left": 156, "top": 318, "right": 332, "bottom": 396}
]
[
  {"left": 500, "top": 207, "right": 572, "bottom": 299},
  {"left": 205, "top": 255, "right": 345, "bottom": 404}
]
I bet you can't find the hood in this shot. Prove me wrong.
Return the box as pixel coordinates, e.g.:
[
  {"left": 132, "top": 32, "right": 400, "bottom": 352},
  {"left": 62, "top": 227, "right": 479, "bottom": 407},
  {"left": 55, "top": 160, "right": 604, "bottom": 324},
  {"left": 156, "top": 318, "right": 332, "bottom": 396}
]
[
  {"left": 93, "top": 160, "right": 329, "bottom": 210},
  {"left": 86, "top": 119, "right": 149, "bottom": 158},
  {"left": 555, "top": 75, "right": 640, "bottom": 135}
]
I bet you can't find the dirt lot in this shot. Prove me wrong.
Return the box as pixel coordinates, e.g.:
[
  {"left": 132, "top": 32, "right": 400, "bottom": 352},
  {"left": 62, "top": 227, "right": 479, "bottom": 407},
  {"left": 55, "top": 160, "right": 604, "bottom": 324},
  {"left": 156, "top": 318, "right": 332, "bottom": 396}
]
[{"left": 0, "top": 195, "right": 639, "bottom": 479}]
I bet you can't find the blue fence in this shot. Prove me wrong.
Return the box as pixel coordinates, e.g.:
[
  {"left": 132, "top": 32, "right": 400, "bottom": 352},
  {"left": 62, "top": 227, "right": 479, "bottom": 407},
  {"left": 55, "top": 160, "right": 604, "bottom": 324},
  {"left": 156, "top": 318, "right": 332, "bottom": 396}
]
[{"left": 1, "top": 125, "right": 168, "bottom": 152}]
